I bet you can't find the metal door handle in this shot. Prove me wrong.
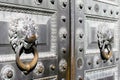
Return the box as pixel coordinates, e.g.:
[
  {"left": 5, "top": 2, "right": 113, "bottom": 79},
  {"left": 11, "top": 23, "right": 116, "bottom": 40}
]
[
  {"left": 101, "top": 47, "right": 112, "bottom": 60},
  {"left": 16, "top": 46, "right": 38, "bottom": 72},
  {"left": 9, "top": 17, "right": 39, "bottom": 73}
]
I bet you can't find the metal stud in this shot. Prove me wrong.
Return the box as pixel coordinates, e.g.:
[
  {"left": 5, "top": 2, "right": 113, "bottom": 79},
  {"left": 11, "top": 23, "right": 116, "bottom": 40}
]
[
  {"left": 37, "top": 0, "right": 42, "bottom": 3},
  {"left": 61, "top": 16, "right": 66, "bottom": 22},
  {"left": 88, "top": 6, "right": 92, "bottom": 10},
  {"left": 79, "top": 4, "right": 83, "bottom": 9},
  {"left": 50, "top": 0, "right": 55, "bottom": 4},
  {"left": 103, "top": 9, "right": 107, "bottom": 13},
  {"left": 116, "top": 12, "right": 119, "bottom": 15}
]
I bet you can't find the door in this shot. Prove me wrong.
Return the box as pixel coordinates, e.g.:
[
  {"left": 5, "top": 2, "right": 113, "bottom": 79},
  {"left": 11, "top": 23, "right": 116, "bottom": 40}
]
[
  {"left": 0, "top": 0, "right": 70, "bottom": 80},
  {"left": 71, "top": 0, "right": 120, "bottom": 80}
]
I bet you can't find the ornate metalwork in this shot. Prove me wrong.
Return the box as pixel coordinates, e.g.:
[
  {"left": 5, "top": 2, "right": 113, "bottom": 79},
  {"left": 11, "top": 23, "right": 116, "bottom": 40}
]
[
  {"left": 97, "top": 24, "right": 114, "bottom": 60},
  {"left": 9, "top": 16, "right": 38, "bottom": 73}
]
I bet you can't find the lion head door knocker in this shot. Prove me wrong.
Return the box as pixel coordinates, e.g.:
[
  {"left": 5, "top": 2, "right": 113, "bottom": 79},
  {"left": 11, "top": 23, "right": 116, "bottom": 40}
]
[
  {"left": 97, "top": 24, "right": 114, "bottom": 60},
  {"left": 9, "top": 17, "right": 38, "bottom": 73}
]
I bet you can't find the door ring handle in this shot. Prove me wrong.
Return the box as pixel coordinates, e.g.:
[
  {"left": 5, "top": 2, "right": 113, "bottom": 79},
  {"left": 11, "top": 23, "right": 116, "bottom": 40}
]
[
  {"left": 101, "top": 47, "right": 112, "bottom": 60},
  {"left": 16, "top": 46, "right": 38, "bottom": 72}
]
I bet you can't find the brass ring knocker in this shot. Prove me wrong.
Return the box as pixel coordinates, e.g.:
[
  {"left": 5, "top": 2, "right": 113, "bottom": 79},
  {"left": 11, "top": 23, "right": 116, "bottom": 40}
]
[
  {"left": 101, "top": 49, "right": 112, "bottom": 60},
  {"left": 101, "top": 44, "right": 112, "bottom": 60},
  {"left": 97, "top": 24, "right": 113, "bottom": 60},
  {"left": 9, "top": 17, "right": 39, "bottom": 73},
  {"left": 16, "top": 46, "right": 38, "bottom": 72}
]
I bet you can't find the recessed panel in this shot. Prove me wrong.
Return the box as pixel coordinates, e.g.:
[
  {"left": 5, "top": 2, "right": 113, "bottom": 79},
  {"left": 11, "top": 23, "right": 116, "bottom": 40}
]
[
  {"left": 0, "top": 8, "right": 57, "bottom": 58},
  {"left": 0, "top": 22, "right": 9, "bottom": 44},
  {"left": 85, "top": 19, "right": 118, "bottom": 54}
]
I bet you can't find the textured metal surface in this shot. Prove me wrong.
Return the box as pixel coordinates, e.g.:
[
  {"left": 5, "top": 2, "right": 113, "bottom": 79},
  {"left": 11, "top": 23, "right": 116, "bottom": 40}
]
[
  {"left": 0, "top": 0, "right": 120, "bottom": 80},
  {"left": 0, "top": 0, "right": 70, "bottom": 80},
  {"left": 71, "top": 0, "right": 120, "bottom": 80}
]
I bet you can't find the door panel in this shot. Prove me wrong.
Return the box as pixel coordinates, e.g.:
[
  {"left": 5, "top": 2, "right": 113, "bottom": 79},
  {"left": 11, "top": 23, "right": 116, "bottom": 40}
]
[
  {"left": 0, "top": 0, "right": 70, "bottom": 80},
  {"left": 71, "top": 0, "right": 119, "bottom": 80}
]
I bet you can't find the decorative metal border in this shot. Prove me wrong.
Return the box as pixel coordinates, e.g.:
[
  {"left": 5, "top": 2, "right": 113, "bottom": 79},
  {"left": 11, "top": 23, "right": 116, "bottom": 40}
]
[
  {"left": 84, "top": 66, "right": 118, "bottom": 80},
  {"left": 94, "top": 0, "right": 118, "bottom": 5},
  {"left": 34, "top": 75, "right": 57, "bottom": 80}
]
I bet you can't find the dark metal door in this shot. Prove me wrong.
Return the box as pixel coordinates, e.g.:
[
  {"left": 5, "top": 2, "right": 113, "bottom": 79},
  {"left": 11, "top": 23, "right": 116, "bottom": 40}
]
[
  {"left": 71, "top": 0, "right": 120, "bottom": 80},
  {"left": 0, "top": 0, "right": 70, "bottom": 80}
]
